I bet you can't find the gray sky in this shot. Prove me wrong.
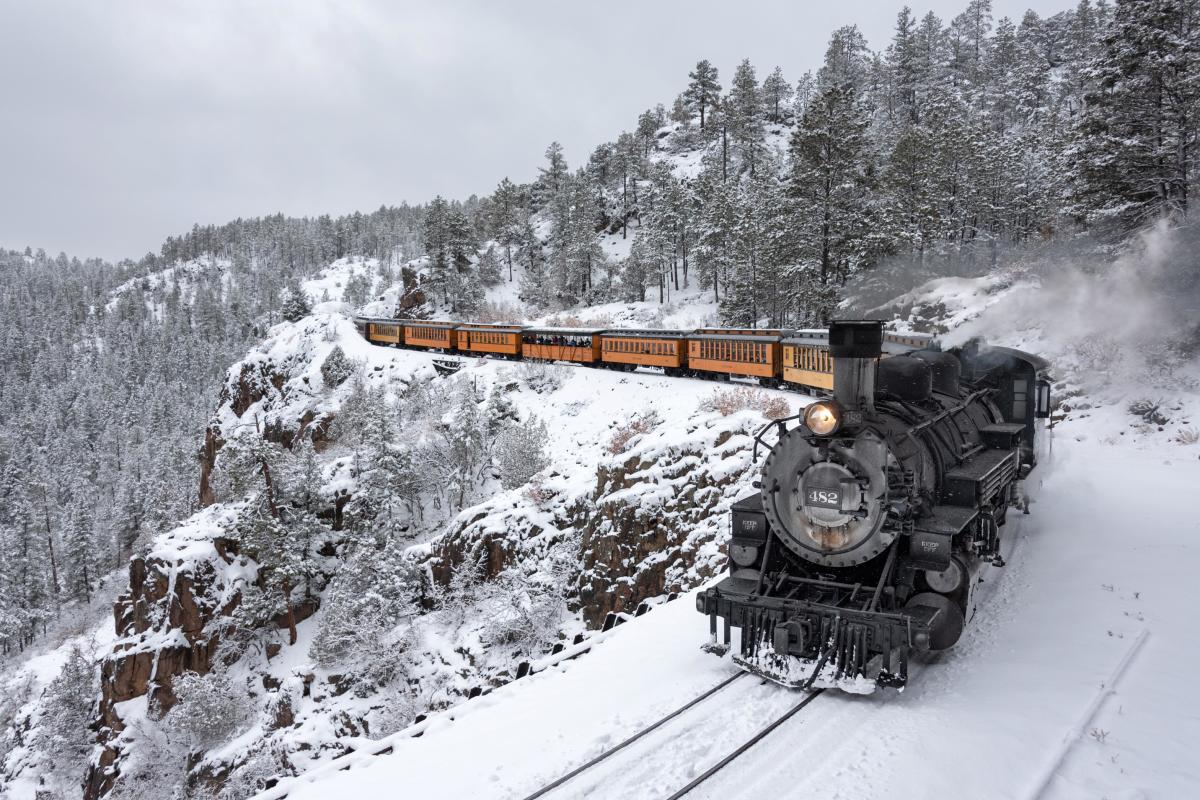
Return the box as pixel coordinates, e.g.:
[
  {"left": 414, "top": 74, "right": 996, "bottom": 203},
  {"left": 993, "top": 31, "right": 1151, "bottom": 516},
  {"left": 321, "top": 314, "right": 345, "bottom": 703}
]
[{"left": 0, "top": 0, "right": 1068, "bottom": 262}]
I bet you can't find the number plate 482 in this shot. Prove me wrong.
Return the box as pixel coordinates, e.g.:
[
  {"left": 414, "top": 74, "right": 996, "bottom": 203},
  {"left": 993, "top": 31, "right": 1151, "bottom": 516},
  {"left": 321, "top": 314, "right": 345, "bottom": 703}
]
[{"left": 806, "top": 488, "right": 842, "bottom": 509}]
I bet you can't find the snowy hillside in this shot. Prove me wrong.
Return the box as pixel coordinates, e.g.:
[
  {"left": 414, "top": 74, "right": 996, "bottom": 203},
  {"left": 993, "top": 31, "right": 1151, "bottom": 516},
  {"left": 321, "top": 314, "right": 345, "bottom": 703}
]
[
  {"left": 8, "top": 302, "right": 802, "bottom": 798},
  {"left": 4, "top": 2, "right": 1199, "bottom": 797},
  {"left": 260, "top": 427, "right": 1200, "bottom": 800},
  {"left": 5, "top": 237, "right": 1198, "bottom": 798},
  {"left": 252, "top": 268, "right": 1200, "bottom": 800}
]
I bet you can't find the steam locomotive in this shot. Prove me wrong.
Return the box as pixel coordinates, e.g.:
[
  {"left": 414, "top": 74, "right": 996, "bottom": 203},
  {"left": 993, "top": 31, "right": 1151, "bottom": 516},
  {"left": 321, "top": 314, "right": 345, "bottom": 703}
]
[{"left": 696, "top": 320, "right": 1051, "bottom": 693}]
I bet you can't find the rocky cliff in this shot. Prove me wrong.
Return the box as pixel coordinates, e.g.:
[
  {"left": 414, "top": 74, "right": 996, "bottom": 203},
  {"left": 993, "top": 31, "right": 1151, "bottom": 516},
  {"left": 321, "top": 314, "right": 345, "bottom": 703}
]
[{"left": 78, "top": 311, "right": 795, "bottom": 797}]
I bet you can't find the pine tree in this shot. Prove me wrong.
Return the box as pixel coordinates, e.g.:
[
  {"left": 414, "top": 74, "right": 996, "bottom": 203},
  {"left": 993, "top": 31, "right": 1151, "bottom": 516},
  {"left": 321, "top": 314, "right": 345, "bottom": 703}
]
[
  {"left": 686, "top": 60, "right": 722, "bottom": 131},
  {"left": 636, "top": 109, "right": 660, "bottom": 157},
  {"left": 670, "top": 93, "right": 691, "bottom": 126},
  {"left": 1071, "top": 0, "right": 1200, "bottom": 236},
  {"left": 889, "top": 7, "right": 921, "bottom": 123},
  {"left": 62, "top": 504, "right": 96, "bottom": 604},
  {"left": 533, "top": 142, "right": 569, "bottom": 211},
  {"left": 280, "top": 281, "right": 311, "bottom": 322},
  {"left": 477, "top": 245, "right": 503, "bottom": 286},
  {"left": 422, "top": 198, "right": 478, "bottom": 310},
  {"left": 620, "top": 236, "right": 654, "bottom": 302},
  {"left": 950, "top": 0, "right": 994, "bottom": 92},
  {"left": 693, "top": 162, "right": 738, "bottom": 303},
  {"left": 787, "top": 82, "right": 873, "bottom": 289},
  {"left": 726, "top": 59, "right": 766, "bottom": 175},
  {"left": 761, "top": 66, "right": 794, "bottom": 123},
  {"left": 488, "top": 178, "right": 527, "bottom": 282},
  {"left": 793, "top": 71, "right": 816, "bottom": 120},
  {"left": 37, "top": 646, "right": 98, "bottom": 769},
  {"left": 320, "top": 344, "right": 354, "bottom": 388}
]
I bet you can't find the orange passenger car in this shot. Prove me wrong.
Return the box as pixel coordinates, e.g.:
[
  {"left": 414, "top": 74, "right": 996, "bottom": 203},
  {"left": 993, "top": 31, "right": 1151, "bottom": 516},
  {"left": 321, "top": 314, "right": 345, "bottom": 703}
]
[
  {"left": 688, "top": 332, "right": 785, "bottom": 382},
  {"left": 599, "top": 329, "right": 691, "bottom": 373},
  {"left": 521, "top": 328, "right": 602, "bottom": 363},
  {"left": 403, "top": 321, "right": 458, "bottom": 350},
  {"left": 359, "top": 318, "right": 402, "bottom": 346},
  {"left": 782, "top": 330, "right": 833, "bottom": 391},
  {"left": 456, "top": 323, "right": 523, "bottom": 357}
]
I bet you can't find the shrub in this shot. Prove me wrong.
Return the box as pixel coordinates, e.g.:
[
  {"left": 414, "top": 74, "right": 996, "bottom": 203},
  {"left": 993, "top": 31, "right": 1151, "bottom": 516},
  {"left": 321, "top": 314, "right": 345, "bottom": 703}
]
[
  {"left": 167, "top": 670, "right": 252, "bottom": 751},
  {"left": 700, "top": 386, "right": 791, "bottom": 420},
  {"left": 496, "top": 416, "right": 551, "bottom": 489},
  {"left": 607, "top": 410, "right": 661, "bottom": 454},
  {"left": 518, "top": 361, "right": 565, "bottom": 394},
  {"left": 320, "top": 344, "right": 354, "bottom": 388},
  {"left": 1175, "top": 427, "right": 1199, "bottom": 445},
  {"left": 524, "top": 476, "right": 555, "bottom": 505}
]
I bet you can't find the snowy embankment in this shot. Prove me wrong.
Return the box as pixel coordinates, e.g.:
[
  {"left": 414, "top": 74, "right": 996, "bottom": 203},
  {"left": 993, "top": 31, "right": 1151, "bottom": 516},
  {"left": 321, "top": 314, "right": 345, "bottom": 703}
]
[
  {"left": 259, "top": 242, "right": 1200, "bottom": 799},
  {"left": 41, "top": 290, "right": 802, "bottom": 797},
  {"left": 260, "top": 397, "right": 1200, "bottom": 800}
]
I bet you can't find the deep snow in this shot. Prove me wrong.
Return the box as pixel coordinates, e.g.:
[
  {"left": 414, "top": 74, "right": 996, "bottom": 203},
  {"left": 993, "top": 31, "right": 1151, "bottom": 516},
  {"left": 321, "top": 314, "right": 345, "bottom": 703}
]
[{"left": 256, "top": 402, "right": 1200, "bottom": 800}]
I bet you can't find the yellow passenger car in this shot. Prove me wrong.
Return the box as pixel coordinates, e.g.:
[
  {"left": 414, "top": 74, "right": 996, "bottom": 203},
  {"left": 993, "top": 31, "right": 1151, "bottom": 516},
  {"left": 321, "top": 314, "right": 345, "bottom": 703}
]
[
  {"left": 403, "top": 321, "right": 458, "bottom": 350},
  {"left": 521, "top": 328, "right": 603, "bottom": 363},
  {"left": 687, "top": 333, "right": 783, "bottom": 382},
  {"left": 599, "top": 329, "right": 690, "bottom": 372},
  {"left": 782, "top": 330, "right": 834, "bottom": 391},
  {"left": 456, "top": 324, "right": 524, "bottom": 357},
  {"left": 358, "top": 318, "right": 402, "bottom": 346}
]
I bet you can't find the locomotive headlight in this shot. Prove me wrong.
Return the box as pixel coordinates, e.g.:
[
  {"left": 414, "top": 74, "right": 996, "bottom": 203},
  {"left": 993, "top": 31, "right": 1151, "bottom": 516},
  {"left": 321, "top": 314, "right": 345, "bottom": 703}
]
[{"left": 803, "top": 401, "right": 842, "bottom": 436}]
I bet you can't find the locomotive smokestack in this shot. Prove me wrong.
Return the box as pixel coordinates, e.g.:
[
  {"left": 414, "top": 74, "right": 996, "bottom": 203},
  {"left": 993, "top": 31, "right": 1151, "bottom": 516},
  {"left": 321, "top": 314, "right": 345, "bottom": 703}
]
[{"left": 828, "top": 320, "right": 884, "bottom": 415}]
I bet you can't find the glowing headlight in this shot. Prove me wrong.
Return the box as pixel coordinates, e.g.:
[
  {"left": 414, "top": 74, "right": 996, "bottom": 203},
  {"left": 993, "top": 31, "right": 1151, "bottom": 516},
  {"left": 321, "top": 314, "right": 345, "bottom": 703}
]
[{"left": 803, "top": 401, "right": 842, "bottom": 436}]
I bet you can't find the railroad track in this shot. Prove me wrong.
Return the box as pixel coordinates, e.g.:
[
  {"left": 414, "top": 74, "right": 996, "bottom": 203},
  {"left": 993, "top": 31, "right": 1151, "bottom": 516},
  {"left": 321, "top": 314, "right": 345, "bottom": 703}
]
[{"left": 519, "top": 672, "right": 824, "bottom": 800}]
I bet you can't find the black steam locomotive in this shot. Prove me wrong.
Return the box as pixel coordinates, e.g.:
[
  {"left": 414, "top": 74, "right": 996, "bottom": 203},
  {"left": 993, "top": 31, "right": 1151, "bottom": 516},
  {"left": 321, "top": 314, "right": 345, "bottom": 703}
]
[{"left": 697, "top": 320, "right": 1051, "bottom": 693}]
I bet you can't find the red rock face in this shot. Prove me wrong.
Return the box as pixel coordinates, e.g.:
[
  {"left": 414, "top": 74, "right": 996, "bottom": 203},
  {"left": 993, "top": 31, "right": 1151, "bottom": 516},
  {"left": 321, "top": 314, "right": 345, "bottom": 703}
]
[
  {"left": 88, "top": 545, "right": 321, "bottom": 799},
  {"left": 198, "top": 426, "right": 224, "bottom": 508},
  {"left": 430, "top": 431, "right": 748, "bottom": 632},
  {"left": 89, "top": 556, "right": 223, "bottom": 799}
]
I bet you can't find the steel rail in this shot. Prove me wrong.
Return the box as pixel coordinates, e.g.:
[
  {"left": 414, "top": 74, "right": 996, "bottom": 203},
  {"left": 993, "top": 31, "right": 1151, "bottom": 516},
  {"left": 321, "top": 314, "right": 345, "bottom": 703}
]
[
  {"left": 662, "top": 688, "right": 825, "bottom": 800},
  {"left": 519, "top": 671, "right": 748, "bottom": 800}
]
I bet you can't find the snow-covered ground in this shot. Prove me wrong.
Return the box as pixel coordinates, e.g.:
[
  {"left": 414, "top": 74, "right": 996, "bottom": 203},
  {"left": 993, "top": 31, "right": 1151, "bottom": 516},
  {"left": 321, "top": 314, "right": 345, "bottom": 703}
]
[
  {"left": 251, "top": 251, "right": 1200, "bottom": 799},
  {"left": 258, "top": 409, "right": 1200, "bottom": 800}
]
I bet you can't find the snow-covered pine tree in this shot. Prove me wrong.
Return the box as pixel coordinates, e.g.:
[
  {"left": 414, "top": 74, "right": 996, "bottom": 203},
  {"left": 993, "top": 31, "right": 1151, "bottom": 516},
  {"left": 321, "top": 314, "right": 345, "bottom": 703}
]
[
  {"left": 342, "top": 268, "right": 374, "bottom": 309},
  {"left": 533, "top": 142, "right": 569, "bottom": 212},
  {"left": 62, "top": 503, "right": 97, "bottom": 604},
  {"left": 280, "top": 281, "right": 311, "bottom": 322},
  {"left": 487, "top": 178, "right": 528, "bottom": 282},
  {"left": 726, "top": 59, "right": 766, "bottom": 176},
  {"left": 787, "top": 81, "right": 873, "bottom": 288},
  {"left": 620, "top": 236, "right": 653, "bottom": 302},
  {"left": 761, "top": 66, "right": 794, "bottom": 123},
  {"left": 477, "top": 244, "right": 503, "bottom": 286},
  {"left": 1070, "top": 0, "right": 1199, "bottom": 237},
  {"left": 36, "top": 645, "right": 98, "bottom": 778},
  {"left": 686, "top": 59, "right": 722, "bottom": 131},
  {"left": 320, "top": 344, "right": 354, "bottom": 388}
]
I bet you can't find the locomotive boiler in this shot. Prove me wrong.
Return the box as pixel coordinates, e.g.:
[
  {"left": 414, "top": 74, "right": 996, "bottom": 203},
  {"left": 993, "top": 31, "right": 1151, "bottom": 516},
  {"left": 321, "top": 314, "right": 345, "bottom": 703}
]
[{"left": 696, "top": 320, "right": 1051, "bottom": 692}]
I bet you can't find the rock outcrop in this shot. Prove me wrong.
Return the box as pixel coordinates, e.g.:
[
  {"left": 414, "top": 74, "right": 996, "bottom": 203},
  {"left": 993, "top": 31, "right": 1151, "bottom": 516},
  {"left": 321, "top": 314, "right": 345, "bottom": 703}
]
[
  {"left": 431, "top": 416, "right": 758, "bottom": 630},
  {"left": 88, "top": 551, "right": 227, "bottom": 798}
]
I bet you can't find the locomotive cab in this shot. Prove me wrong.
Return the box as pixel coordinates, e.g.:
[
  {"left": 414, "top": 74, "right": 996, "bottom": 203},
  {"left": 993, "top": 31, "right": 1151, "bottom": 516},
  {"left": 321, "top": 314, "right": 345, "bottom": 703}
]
[{"left": 958, "top": 341, "right": 1052, "bottom": 468}]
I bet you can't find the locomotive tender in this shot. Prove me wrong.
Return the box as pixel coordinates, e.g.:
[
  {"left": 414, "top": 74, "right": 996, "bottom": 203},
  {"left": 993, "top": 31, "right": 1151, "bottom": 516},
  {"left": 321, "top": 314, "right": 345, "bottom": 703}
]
[{"left": 696, "top": 320, "right": 1050, "bottom": 693}]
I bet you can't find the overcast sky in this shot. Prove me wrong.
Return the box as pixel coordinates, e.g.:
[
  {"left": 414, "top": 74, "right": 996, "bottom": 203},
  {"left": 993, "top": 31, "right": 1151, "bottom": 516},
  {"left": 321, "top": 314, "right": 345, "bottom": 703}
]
[{"left": 0, "top": 0, "right": 1068, "bottom": 261}]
